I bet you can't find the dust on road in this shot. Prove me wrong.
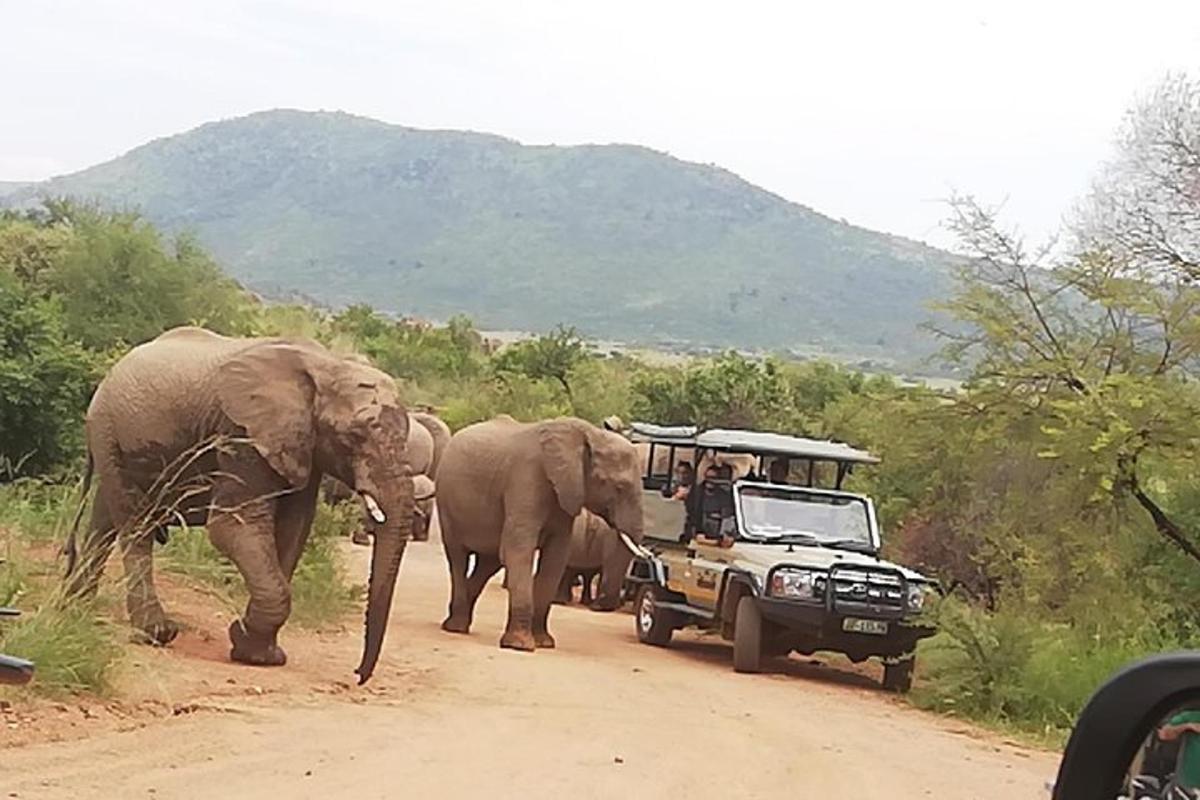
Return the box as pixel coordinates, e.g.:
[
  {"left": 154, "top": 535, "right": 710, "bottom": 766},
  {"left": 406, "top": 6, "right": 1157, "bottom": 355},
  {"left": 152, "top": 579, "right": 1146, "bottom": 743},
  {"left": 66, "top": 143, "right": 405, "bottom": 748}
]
[{"left": 1, "top": 540, "right": 1057, "bottom": 799}]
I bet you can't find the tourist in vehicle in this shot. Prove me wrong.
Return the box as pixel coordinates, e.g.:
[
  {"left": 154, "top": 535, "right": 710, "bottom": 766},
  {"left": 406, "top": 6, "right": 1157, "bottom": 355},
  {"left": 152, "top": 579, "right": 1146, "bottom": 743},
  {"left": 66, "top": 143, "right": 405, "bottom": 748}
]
[
  {"left": 664, "top": 461, "right": 694, "bottom": 501},
  {"left": 768, "top": 457, "right": 791, "bottom": 484}
]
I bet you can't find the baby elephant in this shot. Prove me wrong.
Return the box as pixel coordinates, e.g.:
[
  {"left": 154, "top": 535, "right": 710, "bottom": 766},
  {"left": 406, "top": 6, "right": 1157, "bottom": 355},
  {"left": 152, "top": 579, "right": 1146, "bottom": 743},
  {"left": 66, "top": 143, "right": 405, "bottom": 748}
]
[
  {"left": 555, "top": 510, "right": 632, "bottom": 611},
  {"left": 436, "top": 416, "right": 646, "bottom": 651}
]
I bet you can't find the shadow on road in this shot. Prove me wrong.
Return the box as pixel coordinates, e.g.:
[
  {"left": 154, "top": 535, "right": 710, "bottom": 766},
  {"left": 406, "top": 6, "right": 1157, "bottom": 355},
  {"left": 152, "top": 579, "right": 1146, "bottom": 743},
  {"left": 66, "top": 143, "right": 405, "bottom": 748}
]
[{"left": 663, "top": 634, "right": 883, "bottom": 691}]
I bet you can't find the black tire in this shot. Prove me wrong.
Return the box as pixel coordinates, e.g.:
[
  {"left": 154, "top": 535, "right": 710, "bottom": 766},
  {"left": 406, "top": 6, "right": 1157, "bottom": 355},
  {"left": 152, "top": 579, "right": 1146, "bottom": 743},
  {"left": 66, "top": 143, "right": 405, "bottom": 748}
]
[
  {"left": 635, "top": 585, "right": 675, "bottom": 646},
  {"left": 882, "top": 657, "right": 915, "bottom": 693},
  {"left": 733, "top": 596, "right": 764, "bottom": 673}
]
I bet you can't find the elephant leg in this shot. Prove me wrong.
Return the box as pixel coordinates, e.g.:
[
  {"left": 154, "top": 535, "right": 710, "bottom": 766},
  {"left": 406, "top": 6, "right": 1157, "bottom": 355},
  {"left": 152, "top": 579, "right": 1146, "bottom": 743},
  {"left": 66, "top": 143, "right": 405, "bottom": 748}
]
[
  {"left": 274, "top": 477, "right": 319, "bottom": 580},
  {"left": 465, "top": 552, "right": 503, "bottom": 611},
  {"left": 208, "top": 468, "right": 290, "bottom": 667},
  {"left": 499, "top": 543, "right": 538, "bottom": 652},
  {"left": 554, "top": 570, "right": 575, "bottom": 605},
  {"left": 120, "top": 526, "right": 178, "bottom": 645},
  {"left": 530, "top": 531, "right": 573, "bottom": 649},
  {"left": 441, "top": 536, "right": 473, "bottom": 634},
  {"left": 591, "top": 564, "right": 628, "bottom": 612},
  {"left": 63, "top": 488, "right": 120, "bottom": 601},
  {"left": 580, "top": 571, "right": 596, "bottom": 606}
]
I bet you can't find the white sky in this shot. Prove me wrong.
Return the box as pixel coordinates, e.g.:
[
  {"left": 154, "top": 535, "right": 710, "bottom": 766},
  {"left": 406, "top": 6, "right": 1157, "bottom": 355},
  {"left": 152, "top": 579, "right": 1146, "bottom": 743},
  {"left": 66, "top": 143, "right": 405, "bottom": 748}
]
[{"left": 3, "top": 0, "right": 1199, "bottom": 247}]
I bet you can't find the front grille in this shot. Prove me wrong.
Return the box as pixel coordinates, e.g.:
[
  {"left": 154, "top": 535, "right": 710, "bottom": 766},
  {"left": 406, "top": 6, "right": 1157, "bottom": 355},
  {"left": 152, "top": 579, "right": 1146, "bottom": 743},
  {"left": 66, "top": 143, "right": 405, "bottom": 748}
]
[{"left": 817, "top": 567, "right": 906, "bottom": 616}]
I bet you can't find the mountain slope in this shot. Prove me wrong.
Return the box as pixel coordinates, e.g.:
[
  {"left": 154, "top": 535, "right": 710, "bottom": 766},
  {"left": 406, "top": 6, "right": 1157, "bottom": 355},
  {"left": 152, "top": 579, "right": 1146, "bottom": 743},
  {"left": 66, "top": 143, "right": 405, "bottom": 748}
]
[{"left": 12, "top": 110, "right": 955, "bottom": 366}]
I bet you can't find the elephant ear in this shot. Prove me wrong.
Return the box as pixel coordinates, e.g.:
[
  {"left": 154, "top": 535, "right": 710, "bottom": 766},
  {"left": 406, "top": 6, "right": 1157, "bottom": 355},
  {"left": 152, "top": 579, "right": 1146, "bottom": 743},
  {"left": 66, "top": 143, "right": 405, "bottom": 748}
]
[
  {"left": 217, "top": 343, "right": 318, "bottom": 488},
  {"left": 538, "top": 419, "right": 589, "bottom": 517}
]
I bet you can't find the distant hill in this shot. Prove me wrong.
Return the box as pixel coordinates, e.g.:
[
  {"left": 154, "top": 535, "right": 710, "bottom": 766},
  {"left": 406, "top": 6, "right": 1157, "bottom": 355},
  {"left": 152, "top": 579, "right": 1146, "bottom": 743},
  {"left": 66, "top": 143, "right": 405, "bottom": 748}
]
[
  {"left": 0, "top": 181, "right": 31, "bottom": 198},
  {"left": 8, "top": 110, "right": 958, "bottom": 369}
]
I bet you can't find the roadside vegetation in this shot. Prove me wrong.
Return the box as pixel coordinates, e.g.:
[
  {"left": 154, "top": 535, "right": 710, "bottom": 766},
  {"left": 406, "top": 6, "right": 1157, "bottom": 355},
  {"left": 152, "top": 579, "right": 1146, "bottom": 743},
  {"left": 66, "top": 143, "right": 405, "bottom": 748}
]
[{"left": 1, "top": 75, "right": 1198, "bottom": 744}]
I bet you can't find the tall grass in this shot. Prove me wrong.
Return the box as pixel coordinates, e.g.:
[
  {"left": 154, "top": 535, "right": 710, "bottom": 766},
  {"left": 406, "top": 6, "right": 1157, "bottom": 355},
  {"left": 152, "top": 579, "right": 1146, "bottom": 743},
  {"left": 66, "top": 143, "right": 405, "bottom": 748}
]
[
  {"left": 0, "top": 479, "right": 80, "bottom": 544},
  {"left": 912, "top": 597, "right": 1182, "bottom": 741},
  {"left": 0, "top": 547, "right": 124, "bottom": 696}
]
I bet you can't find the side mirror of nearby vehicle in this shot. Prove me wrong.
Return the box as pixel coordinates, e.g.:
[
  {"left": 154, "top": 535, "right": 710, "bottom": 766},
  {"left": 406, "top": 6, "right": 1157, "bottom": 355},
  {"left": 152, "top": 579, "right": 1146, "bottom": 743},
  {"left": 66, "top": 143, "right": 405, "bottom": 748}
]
[{"left": 1052, "top": 652, "right": 1200, "bottom": 799}]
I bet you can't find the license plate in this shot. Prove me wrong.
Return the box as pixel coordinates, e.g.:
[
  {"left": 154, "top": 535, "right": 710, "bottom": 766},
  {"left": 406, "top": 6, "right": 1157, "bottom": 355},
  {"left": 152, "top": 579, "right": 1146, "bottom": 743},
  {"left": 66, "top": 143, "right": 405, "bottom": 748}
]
[{"left": 842, "top": 617, "right": 888, "bottom": 635}]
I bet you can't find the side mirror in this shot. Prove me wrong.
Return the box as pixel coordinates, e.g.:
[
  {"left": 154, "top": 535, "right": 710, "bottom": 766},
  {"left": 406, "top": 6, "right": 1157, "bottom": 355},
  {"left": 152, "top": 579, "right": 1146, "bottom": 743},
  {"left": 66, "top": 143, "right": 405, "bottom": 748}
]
[{"left": 1053, "top": 652, "right": 1200, "bottom": 799}]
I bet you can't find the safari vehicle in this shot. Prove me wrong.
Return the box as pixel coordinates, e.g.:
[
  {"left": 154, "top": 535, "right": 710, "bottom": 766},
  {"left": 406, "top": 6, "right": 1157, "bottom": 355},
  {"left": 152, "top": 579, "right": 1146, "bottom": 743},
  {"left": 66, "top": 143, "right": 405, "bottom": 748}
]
[{"left": 624, "top": 424, "right": 937, "bottom": 693}]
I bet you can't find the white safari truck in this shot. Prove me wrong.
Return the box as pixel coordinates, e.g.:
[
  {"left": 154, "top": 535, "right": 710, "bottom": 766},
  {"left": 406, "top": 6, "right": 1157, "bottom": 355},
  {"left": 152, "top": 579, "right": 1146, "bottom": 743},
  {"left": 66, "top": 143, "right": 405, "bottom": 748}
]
[{"left": 623, "top": 424, "right": 937, "bottom": 692}]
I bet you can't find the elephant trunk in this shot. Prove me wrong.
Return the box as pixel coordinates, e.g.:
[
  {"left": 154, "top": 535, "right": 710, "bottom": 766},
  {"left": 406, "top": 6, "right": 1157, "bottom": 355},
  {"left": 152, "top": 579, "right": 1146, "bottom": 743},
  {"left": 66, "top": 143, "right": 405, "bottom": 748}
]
[{"left": 354, "top": 474, "right": 413, "bottom": 685}]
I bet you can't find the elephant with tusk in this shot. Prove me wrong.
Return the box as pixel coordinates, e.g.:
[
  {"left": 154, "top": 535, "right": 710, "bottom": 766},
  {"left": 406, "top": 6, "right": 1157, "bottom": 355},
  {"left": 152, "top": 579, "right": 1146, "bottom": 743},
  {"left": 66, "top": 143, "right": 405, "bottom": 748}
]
[
  {"left": 323, "top": 407, "right": 448, "bottom": 544},
  {"left": 436, "top": 415, "right": 646, "bottom": 651},
  {"left": 62, "top": 326, "right": 416, "bottom": 683}
]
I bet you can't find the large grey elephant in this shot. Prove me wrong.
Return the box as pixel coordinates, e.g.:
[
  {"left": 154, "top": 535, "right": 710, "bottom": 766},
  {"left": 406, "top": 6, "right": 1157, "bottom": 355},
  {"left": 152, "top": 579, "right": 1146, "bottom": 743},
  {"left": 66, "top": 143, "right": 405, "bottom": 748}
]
[
  {"left": 556, "top": 510, "right": 631, "bottom": 611},
  {"left": 436, "top": 416, "right": 645, "bottom": 651},
  {"left": 62, "top": 326, "right": 415, "bottom": 683}
]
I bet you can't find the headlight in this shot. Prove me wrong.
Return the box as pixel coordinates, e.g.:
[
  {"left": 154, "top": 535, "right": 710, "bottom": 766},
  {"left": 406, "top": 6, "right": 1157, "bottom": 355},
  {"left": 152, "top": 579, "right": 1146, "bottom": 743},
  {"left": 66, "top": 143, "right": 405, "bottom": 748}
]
[
  {"left": 906, "top": 583, "right": 937, "bottom": 612},
  {"left": 770, "top": 568, "right": 820, "bottom": 600}
]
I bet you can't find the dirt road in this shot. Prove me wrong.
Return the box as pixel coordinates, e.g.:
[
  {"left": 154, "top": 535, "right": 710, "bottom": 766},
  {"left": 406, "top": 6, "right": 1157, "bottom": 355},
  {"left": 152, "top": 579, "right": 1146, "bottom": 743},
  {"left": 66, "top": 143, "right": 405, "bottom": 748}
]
[{"left": 2, "top": 540, "right": 1057, "bottom": 798}]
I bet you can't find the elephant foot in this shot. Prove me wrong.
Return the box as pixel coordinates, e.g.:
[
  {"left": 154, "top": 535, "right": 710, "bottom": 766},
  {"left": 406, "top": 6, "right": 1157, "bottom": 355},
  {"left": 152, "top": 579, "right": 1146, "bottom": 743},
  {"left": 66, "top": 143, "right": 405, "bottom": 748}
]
[
  {"left": 132, "top": 616, "right": 181, "bottom": 646},
  {"left": 441, "top": 616, "right": 472, "bottom": 635},
  {"left": 351, "top": 530, "right": 371, "bottom": 546},
  {"left": 534, "top": 631, "right": 556, "bottom": 649},
  {"left": 499, "top": 629, "right": 537, "bottom": 652},
  {"left": 589, "top": 599, "right": 621, "bottom": 613},
  {"left": 228, "top": 621, "right": 288, "bottom": 667}
]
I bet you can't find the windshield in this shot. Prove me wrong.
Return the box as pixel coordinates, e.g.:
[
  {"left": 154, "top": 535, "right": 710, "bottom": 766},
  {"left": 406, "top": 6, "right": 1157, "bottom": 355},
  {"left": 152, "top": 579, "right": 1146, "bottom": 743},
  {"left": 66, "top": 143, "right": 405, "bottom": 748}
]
[{"left": 736, "top": 485, "right": 873, "bottom": 547}]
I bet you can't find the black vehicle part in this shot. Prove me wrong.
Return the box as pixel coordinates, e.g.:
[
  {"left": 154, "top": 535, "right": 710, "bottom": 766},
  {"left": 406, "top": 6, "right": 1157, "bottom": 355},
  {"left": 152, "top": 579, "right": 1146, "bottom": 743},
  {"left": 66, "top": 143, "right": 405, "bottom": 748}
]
[
  {"left": 635, "top": 585, "right": 678, "bottom": 646},
  {"left": 0, "top": 600, "right": 34, "bottom": 686},
  {"left": 882, "top": 656, "right": 915, "bottom": 693},
  {"left": 1053, "top": 652, "right": 1200, "bottom": 800},
  {"left": 733, "top": 596, "right": 764, "bottom": 673}
]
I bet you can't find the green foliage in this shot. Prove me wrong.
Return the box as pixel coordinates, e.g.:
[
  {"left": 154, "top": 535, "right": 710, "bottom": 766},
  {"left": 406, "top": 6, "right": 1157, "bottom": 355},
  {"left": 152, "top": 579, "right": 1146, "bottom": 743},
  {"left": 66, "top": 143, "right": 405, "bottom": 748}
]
[
  {"left": 0, "top": 270, "right": 100, "bottom": 477},
  {"left": 493, "top": 325, "right": 586, "bottom": 397},
  {"left": 914, "top": 598, "right": 1177, "bottom": 739},
  {"left": 46, "top": 205, "right": 256, "bottom": 350},
  {"left": 0, "top": 602, "right": 124, "bottom": 695},
  {"left": 0, "top": 480, "right": 79, "bottom": 543}
]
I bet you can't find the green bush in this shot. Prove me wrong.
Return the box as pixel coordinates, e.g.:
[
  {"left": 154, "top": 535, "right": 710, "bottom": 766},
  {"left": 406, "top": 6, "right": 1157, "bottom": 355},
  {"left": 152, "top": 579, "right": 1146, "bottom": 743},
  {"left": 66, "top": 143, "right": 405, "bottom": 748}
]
[
  {"left": 0, "top": 602, "right": 123, "bottom": 695},
  {"left": 0, "top": 480, "right": 81, "bottom": 544},
  {"left": 913, "top": 597, "right": 1182, "bottom": 739}
]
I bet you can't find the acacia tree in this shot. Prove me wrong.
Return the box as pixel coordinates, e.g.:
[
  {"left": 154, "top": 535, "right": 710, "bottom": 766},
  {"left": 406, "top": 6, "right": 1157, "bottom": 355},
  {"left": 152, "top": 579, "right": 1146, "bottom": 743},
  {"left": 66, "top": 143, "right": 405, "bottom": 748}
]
[{"left": 936, "top": 74, "right": 1200, "bottom": 566}]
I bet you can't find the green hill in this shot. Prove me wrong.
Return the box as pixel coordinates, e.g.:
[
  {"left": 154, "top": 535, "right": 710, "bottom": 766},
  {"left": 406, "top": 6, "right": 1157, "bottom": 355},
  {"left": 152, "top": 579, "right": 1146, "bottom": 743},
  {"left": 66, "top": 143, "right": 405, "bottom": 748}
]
[{"left": 9, "top": 110, "right": 956, "bottom": 368}]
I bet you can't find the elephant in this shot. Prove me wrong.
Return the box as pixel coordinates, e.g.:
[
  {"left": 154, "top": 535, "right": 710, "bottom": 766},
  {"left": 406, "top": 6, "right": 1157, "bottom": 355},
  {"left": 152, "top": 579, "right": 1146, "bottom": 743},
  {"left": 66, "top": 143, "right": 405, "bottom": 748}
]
[
  {"left": 323, "top": 472, "right": 435, "bottom": 544},
  {"left": 322, "top": 408, "right": 445, "bottom": 544},
  {"left": 62, "top": 326, "right": 415, "bottom": 683},
  {"left": 555, "top": 510, "right": 631, "bottom": 611},
  {"left": 436, "top": 415, "right": 645, "bottom": 651}
]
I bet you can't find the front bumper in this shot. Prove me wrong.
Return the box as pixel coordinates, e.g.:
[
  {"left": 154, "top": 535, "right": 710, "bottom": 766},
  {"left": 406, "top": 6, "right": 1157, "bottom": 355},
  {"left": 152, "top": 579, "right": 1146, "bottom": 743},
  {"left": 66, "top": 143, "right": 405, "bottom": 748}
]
[{"left": 757, "top": 596, "right": 934, "bottom": 660}]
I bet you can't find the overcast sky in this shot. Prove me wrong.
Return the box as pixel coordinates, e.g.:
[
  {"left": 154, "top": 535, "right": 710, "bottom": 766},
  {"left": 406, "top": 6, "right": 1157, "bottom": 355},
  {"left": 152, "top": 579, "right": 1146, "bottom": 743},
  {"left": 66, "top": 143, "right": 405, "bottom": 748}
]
[{"left": 3, "top": 0, "right": 1199, "bottom": 247}]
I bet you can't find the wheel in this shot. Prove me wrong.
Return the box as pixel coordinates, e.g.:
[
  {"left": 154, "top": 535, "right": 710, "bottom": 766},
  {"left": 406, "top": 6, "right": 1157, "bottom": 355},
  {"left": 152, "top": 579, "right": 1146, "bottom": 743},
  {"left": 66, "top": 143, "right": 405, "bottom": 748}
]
[
  {"left": 882, "top": 657, "right": 915, "bottom": 693},
  {"left": 733, "top": 596, "right": 764, "bottom": 673},
  {"left": 635, "top": 585, "right": 675, "bottom": 646}
]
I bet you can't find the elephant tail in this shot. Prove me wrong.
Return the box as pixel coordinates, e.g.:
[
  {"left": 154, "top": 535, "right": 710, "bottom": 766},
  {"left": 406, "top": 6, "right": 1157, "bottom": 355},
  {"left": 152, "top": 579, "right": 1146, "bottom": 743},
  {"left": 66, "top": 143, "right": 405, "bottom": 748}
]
[{"left": 62, "top": 449, "right": 94, "bottom": 576}]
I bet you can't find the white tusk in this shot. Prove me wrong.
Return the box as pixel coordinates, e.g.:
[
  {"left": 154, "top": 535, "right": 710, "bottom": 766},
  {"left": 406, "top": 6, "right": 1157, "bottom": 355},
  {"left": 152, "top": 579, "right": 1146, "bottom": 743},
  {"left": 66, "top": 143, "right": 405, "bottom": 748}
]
[
  {"left": 618, "top": 531, "right": 651, "bottom": 559},
  {"left": 361, "top": 493, "right": 387, "bottom": 524}
]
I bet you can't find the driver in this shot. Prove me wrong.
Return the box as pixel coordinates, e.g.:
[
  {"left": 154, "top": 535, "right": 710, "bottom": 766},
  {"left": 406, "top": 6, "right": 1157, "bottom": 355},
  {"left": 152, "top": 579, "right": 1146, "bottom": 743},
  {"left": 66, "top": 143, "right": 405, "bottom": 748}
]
[{"left": 686, "top": 464, "right": 735, "bottom": 548}]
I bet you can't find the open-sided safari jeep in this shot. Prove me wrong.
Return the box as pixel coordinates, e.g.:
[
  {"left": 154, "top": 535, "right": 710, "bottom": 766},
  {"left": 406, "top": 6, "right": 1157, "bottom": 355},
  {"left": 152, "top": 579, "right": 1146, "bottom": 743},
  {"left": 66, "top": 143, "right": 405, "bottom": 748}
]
[{"left": 623, "top": 423, "right": 937, "bottom": 692}]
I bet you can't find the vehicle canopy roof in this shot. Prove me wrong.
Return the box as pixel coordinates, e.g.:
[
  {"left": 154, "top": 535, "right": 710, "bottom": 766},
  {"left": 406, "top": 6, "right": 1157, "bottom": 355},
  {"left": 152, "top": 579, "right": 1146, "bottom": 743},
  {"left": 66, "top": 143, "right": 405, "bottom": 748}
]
[{"left": 627, "top": 422, "right": 879, "bottom": 465}]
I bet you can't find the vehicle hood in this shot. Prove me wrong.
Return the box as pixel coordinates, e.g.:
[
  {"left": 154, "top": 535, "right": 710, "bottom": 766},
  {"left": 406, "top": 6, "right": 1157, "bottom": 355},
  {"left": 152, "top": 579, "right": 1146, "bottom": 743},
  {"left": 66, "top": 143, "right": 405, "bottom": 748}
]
[{"left": 729, "top": 542, "right": 929, "bottom": 583}]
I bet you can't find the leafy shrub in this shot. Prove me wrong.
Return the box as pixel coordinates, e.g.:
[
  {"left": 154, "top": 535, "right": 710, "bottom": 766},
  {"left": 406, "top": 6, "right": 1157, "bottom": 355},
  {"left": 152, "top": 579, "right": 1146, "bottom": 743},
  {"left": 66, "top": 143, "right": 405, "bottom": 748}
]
[{"left": 0, "top": 601, "right": 123, "bottom": 695}]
